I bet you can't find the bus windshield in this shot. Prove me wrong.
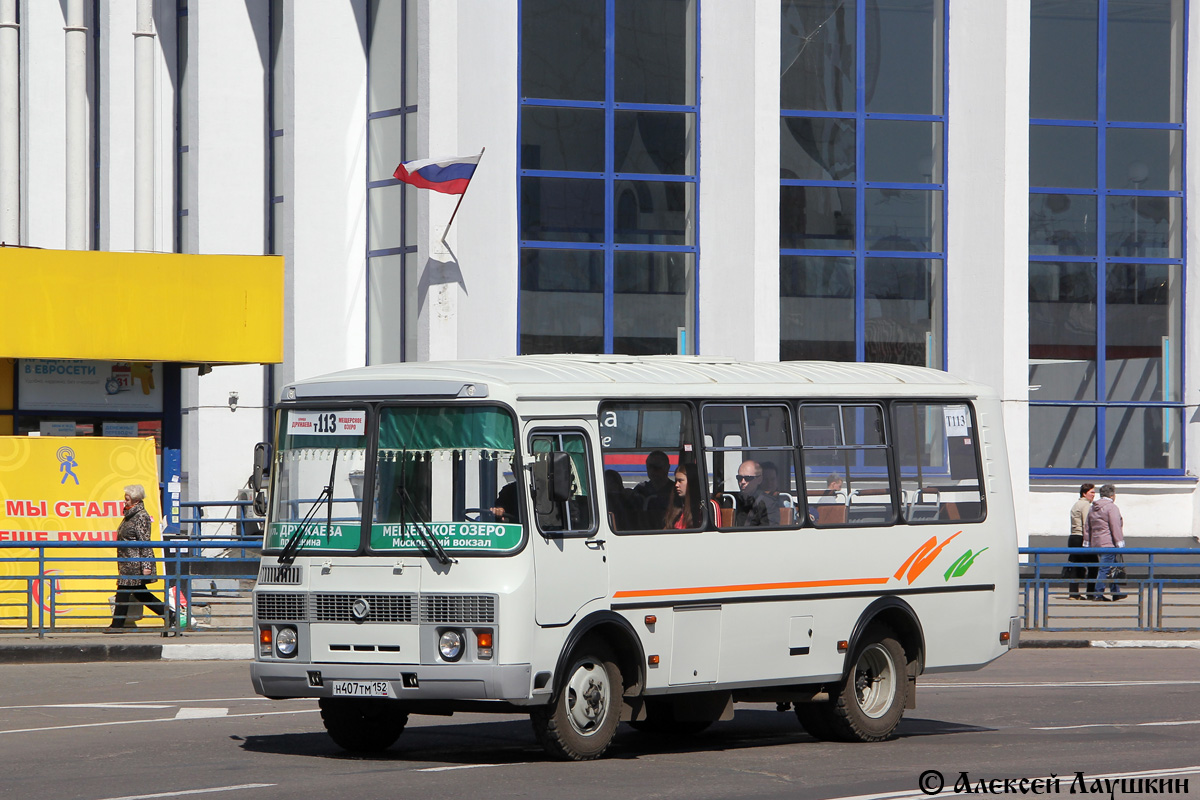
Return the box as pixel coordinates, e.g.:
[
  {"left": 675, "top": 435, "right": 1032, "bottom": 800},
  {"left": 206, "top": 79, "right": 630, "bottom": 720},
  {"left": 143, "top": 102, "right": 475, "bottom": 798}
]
[
  {"left": 265, "top": 409, "right": 370, "bottom": 554},
  {"left": 368, "top": 405, "right": 523, "bottom": 555}
]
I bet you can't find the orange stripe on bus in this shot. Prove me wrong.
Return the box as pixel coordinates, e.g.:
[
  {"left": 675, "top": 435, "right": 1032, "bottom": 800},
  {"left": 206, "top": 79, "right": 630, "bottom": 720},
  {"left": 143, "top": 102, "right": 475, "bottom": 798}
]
[{"left": 612, "top": 576, "right": 891, "bottom": 599}]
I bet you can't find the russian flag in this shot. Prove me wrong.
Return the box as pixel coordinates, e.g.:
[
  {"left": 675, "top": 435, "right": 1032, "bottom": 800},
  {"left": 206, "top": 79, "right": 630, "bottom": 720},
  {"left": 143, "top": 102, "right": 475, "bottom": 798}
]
[{"left": 393, "top": 153, "right": 481, "bottom": 195}]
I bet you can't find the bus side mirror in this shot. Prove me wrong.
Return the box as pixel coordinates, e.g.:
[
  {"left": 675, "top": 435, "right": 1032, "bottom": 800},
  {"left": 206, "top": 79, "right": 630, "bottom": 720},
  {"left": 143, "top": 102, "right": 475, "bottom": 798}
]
[
  {"left": 251, "top": 442, "right": 271, "bottom": 492},
  {"left": 251, "top": 442, "right": 271, "bottom": 516}
]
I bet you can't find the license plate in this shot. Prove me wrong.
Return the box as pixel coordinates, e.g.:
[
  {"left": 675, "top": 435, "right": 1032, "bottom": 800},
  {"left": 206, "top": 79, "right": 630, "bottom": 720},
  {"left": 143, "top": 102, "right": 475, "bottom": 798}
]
[{"left": 331, "top": 680, "right": 392, "bottom": 698}]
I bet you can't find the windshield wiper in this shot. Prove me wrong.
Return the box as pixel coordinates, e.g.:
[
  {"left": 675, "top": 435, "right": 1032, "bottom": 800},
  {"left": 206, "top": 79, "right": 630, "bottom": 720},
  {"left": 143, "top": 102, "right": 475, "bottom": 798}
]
[
  {"left": 397, "top": 449, "right": 454, "bottom": 566},
  {"left": 277, "top": 447, "right": 339, "bottom": 566}
]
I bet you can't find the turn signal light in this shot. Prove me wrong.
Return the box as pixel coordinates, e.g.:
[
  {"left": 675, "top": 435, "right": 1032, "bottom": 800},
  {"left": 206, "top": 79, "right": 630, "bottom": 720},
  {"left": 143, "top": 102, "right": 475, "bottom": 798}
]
[
  {"left": 999, "top": 631, "right": 1011, "bottom": 643},
  {"left": 644, "top": 615, "right": 657, "bottom": 625},
  {"left": 836, "top": 640, "right": 849, "bottom": 653},
  {"left": 648, "top": 654, "right": 660, "bottom": 665},
  {"left": 475, "top": 629, "right": 493, "bottom": 660},
  {"left": 258, "top": 627, "right": 272, "bottom": 658}
]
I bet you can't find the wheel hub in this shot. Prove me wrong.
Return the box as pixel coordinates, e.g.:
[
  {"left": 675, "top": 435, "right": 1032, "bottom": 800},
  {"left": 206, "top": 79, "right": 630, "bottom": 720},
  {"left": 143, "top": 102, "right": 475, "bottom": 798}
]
[{"left": 565, "top": 661, "right": 609, "bottom": 735}]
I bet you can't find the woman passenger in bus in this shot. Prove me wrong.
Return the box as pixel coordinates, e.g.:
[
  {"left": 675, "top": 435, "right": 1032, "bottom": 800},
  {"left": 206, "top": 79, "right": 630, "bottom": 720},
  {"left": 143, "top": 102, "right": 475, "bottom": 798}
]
[{"left": 663, "top": 463, "right": 705, "bottom": 530}]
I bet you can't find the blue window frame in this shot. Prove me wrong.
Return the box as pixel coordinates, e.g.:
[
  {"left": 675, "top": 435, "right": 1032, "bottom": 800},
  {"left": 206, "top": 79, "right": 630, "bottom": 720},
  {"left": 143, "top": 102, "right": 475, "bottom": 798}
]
[
  {"left": 366, "top": 0, "right": 418, "bottom": 364},
  {"left": 1029, "top": 0, "right": 1186, "bottom": 476},
  {"left": 780, "top": 0, "right": 948, "bottom": 368},
  {"left": 518, "top": 0, "right": 699, "bottom": 355}
]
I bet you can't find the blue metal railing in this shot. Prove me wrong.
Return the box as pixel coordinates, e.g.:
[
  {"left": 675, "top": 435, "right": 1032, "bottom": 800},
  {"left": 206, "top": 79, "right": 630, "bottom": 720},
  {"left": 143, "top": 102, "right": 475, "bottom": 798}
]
[
  {"left": 1019, "top": 547, "right": 1200, "bottom": 632},
  {"left": 0, "top": 539, "right": 258, "bottom": 638}
]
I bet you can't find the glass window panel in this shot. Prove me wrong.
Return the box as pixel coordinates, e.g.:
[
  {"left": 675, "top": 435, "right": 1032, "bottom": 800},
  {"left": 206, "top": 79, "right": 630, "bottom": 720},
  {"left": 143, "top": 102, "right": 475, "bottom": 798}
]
[
  {"left": 521, "top": 177, "right": 606, "bottom": 243},
  {"left": 1106, "top": 128, "right": 1181, "bottom": 191},
  {"left": 614, "top": 112, "right": 694, "bottom": 176},
  {"left": 866, "top": 120, "right": 942, "bottom": 183},
  {"left": 615, "top": 0, "right": 695, "bottom": 105},
  {"left": 613, "top": 252, "right": 694, "bottom": 355},
  {"left": 865, "top": 0, "right": 942, "bottom": 115},
  {"left": 891, "top": 402, "right": 985, "bottom": 524},
  {"left": 780, "top": 256, "right": 855, "bottom": 361},
  {"left": 520, "top": 248, "right": 604, "bottom": 354},
  {"left": 746, "top": 406, "right": 793, "bottom": 448},
  {"left": 1105, "top": 264, "right": 1181, "bottom": 402},
  {"left": 1105, "top": 195, "right": 1180, "bottom": 258},
  {"left": 780, "top": 185, "right": 855, "bottom": 249},
  {"left": 368, "top": 255, "right": 402, "bottom": 365},
  {"left": 1030, "top": 0, "right": 1097, "bottom": 120},
  {"left": 702, "top": 405, "right": 746, "bottom": 448},
  {"left": 522, "top": 107, "right": 605, "bottom": 172},
  {"left": 865, "top": 258, "right": 942, "bottom": 369},
  {"left": 613, "top": 180, "right": 693, "bottom": 245},
  {"left": 781, "top": 117, "right": 855, "bottom": 180},
  {"left": 1030, "top": 125, "right": 1096, "bottom": 189},
  {"left": 368, "top": 0, "right": 403, "bottom": 113},
  {"left": 1029, "top": 405, "right": 1097, "bottom": 470},
  {"left": 369, "top": 115, "right": 402, "bottom": 182},
  {"left": 369, "top": 185, "right": 402, "bottom": 251},
  {"left": 1107, "top": 0, "right": 1184, "bottom": 123},
  {"left": 405, "top": 0, "right": 417, "bottom": 103},
  {"left": 781, "top": 0, "right": 855, "bottom": 112},
  {"left": 522, "top": 0, "right": 605, "bottom": 101},
  {"left": 1028, "top": 262, "right": 1097, "bottom": 402},
  {"left": 1029, "top": 194, "right": 1097, "bottom": 256},
  {"left": 403, "top": 178, "right": 417, "bottom": 249},
  {"left": 800, "top": 405, "right": 843, "bottom": 446},
  {"left": 1105, "top": 406, "right": 1182, "bottom": 470},
  {"left": 865, "top": 189, "right": 942, "bottom": 252}
]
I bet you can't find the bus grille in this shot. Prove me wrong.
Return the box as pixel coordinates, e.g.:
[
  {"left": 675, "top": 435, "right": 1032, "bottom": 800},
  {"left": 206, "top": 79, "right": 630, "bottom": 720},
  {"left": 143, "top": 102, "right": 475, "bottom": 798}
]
[
  {"left": 311, "top": 593, "right": 416, "bottom": 623},
  {"left": 420, "top": 594, "right": 496, "bottom": 624},
  {"left": 255, "top": 592, "right": 308, "bottom": 622},
  {"left": 257, "top": 565, "right": 302, "bottom": 585}
]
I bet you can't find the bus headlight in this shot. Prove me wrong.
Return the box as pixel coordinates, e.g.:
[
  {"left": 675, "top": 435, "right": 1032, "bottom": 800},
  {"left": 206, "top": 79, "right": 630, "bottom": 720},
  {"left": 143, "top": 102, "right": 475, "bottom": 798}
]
[
  {"left": 275, "top": 627, "right": 298, "bottom": 658},
  {"left": 438, "top": 629, "right": 464, "bottom": 662}
]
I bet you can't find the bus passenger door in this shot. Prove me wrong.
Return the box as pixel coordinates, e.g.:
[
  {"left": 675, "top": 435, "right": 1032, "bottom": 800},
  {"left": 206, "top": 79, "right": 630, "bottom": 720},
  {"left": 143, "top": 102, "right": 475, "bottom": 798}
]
[{"left": 528, "top": 428, "right": 608, "bottom": 626}]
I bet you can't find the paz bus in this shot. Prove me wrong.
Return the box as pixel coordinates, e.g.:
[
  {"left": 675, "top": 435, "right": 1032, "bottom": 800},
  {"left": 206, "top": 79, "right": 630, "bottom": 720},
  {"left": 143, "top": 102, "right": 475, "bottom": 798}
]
[{"left": 249, "top": 355, "right": 1019, "bottom": 760}]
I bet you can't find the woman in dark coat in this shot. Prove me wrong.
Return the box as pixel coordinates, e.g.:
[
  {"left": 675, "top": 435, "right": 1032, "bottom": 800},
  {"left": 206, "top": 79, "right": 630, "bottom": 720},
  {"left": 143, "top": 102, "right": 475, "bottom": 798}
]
[{"left": 106, "top": 484, "right": 172, "bottom": 631}]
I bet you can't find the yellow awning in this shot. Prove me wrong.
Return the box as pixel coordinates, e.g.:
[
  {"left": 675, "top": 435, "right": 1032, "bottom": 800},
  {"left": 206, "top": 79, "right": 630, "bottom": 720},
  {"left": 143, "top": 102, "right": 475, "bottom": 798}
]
[{"left": 0, "top": 248, "right": 283, "bottom": 364}]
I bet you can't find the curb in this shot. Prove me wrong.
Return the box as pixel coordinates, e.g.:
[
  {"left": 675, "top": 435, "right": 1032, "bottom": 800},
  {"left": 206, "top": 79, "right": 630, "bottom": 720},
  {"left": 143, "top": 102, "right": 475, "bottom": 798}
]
[
  {"left": 0, "top": 644, "right": 164, "bottom": 664},
  {"left": 1021, "top": 639, "right": 1200, "bottom": 649}
]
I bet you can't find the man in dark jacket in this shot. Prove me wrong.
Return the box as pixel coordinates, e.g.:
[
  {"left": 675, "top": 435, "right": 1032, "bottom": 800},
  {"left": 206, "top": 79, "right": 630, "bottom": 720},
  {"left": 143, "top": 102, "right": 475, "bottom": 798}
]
[{"left": 733, "top": 459, "right": 775, "bottom": 527}]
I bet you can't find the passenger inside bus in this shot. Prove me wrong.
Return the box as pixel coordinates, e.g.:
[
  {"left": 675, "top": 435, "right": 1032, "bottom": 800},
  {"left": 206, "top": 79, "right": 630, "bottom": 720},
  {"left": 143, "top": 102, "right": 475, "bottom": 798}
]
[
  {"left": 733, "top": 459, "right": 775, "bottom": 527},
  {"left": 490, "top": 481, "right": 518, "bottom": 523},
  {"left": 632, "top": 450, "right": 674, "bottom": 528},
  {"left": 604, "top": 469, "right": 637, "bottom": 531}
]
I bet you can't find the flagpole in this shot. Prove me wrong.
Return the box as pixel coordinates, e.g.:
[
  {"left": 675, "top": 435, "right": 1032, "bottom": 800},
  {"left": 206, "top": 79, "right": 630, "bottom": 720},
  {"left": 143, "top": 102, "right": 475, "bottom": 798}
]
[{"left": 441, "top": 147, "right": 485, "bottom": 242}]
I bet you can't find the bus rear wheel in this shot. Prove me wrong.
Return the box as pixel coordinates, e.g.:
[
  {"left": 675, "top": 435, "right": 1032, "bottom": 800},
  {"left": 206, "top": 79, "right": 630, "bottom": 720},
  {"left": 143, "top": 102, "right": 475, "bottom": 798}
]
[
  {"left": 319, "top": 697, "right": 408, "bottom": 753},
  {"left": 531, "top": 641, "right": 622, "bottom": 760},
  {"left": 797, "top": 624, "right": 908, "bottom": 742}
]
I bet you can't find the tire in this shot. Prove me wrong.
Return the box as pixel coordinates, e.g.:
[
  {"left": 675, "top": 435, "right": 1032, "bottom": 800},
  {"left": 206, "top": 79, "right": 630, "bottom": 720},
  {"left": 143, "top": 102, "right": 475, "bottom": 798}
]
[
  {"left": 627, "top": 699, "right": 712, "bottom": 737},
  {"left": 319, "top": 697, "right": 408, "bottom": 753},
  {"left": 829, "top": 624, "right": 908, "bottom": 742},
  {"left": 531, "top": 641, "right": 623, "bottom": 761}
]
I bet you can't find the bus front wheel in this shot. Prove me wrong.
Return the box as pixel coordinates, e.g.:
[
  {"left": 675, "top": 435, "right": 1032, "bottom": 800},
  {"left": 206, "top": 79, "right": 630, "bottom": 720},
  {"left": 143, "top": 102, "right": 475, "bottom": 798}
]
[
  {"left": 319, "top": 697, "right": 408, "bottom": 753},
  {"left": 531, "top": 641, "right": 622, "bottom": 760},
  {"left": 797, "top": 624, "right": 907, "bottom": 742}
]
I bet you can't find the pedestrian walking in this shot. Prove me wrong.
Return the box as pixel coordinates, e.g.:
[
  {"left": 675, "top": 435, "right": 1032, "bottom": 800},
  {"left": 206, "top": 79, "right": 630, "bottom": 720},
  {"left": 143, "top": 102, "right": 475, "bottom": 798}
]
[
  {"left": 106, "top": 484, "right": 175, "bottom": 631},
  {"left": 1084, "top": 484, "right": 1127, "bottom": 602},
  {"left": 1066, "top": 483, "right": 1098, "bottom": 599}
]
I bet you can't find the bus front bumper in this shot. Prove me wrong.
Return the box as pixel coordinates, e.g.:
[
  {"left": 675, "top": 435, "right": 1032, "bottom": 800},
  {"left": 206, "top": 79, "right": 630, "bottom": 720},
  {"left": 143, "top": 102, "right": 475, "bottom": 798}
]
[{"left": 251, "top": 660, "right": 534, "bottom": 702}]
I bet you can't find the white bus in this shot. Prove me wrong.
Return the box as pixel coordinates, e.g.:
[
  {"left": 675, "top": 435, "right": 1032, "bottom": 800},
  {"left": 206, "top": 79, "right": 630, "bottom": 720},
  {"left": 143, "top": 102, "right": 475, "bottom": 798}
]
[{"left": 250, "top": 356, "right": 1019, "bottom": 760}]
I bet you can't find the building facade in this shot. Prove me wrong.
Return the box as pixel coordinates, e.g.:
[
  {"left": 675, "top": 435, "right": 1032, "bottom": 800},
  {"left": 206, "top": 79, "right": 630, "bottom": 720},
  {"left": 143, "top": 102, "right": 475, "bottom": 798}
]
[{"left": 0, "top": 0, "right": 1196, "bottom": 545}]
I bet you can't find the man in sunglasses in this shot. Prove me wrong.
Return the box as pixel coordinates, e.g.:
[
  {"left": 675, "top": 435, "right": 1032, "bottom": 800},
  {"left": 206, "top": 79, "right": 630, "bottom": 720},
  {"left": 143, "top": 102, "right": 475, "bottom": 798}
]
[{"left": 733, "top": 460, "right": 774, "bottom": 527}]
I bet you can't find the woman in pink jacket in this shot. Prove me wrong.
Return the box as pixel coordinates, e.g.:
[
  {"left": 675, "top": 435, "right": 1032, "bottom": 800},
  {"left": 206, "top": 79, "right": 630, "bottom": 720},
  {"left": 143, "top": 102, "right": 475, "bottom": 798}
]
[{"left": 1084, "top": 484, "right": 1127, "bottom": 601}]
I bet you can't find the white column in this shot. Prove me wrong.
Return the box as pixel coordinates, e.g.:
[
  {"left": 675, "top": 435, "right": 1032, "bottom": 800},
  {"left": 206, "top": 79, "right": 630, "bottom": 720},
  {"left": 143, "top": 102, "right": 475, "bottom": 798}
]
[
  {"left": 64, "top": 0, "right": 87, "bottom": 249},
  {"left": 0, "top": 0, "right": 17, "bottom": 243},
  {"left": 946, "top": 0, "right": 1031, "bottom": 545},
  {"left": 418, "top": 0, "right": 460, "bottom": 361},
  {"left": 182, "top": 0, "right": 271, "bottom": 511},
  {"left": 454, "top": 1, "right": 518, "bottom": 359},
  {"left": 134, "top": 0, "right": 155, "bottom": 251},
  {"left": 697, "top": 0, "right": 780, "bottom": 361}
]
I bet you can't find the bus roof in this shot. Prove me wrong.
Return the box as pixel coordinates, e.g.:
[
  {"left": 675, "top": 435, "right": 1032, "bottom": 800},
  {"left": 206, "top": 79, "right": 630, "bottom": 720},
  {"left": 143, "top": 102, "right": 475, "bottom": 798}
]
[{"left": 284, "top": 356, "right": 996, "bottom": 403}]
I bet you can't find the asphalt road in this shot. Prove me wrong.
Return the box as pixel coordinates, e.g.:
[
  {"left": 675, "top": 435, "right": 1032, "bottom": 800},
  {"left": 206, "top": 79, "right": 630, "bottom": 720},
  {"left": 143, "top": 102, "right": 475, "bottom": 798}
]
[{"left": 3, "top": 649, "right": 1199, "bottom": 800}]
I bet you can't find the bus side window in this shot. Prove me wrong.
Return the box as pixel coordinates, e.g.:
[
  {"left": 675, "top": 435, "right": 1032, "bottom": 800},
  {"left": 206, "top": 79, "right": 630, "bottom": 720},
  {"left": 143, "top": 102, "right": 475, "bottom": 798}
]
[
  {"left": 530, "top": 431, "right": 596, "bottom": 534},
  {"left": 891, "top": 401, "right": 985, "bottom": 524},
  {"left": 799, "top": 404, "right": 895, "bottom": 527}
]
